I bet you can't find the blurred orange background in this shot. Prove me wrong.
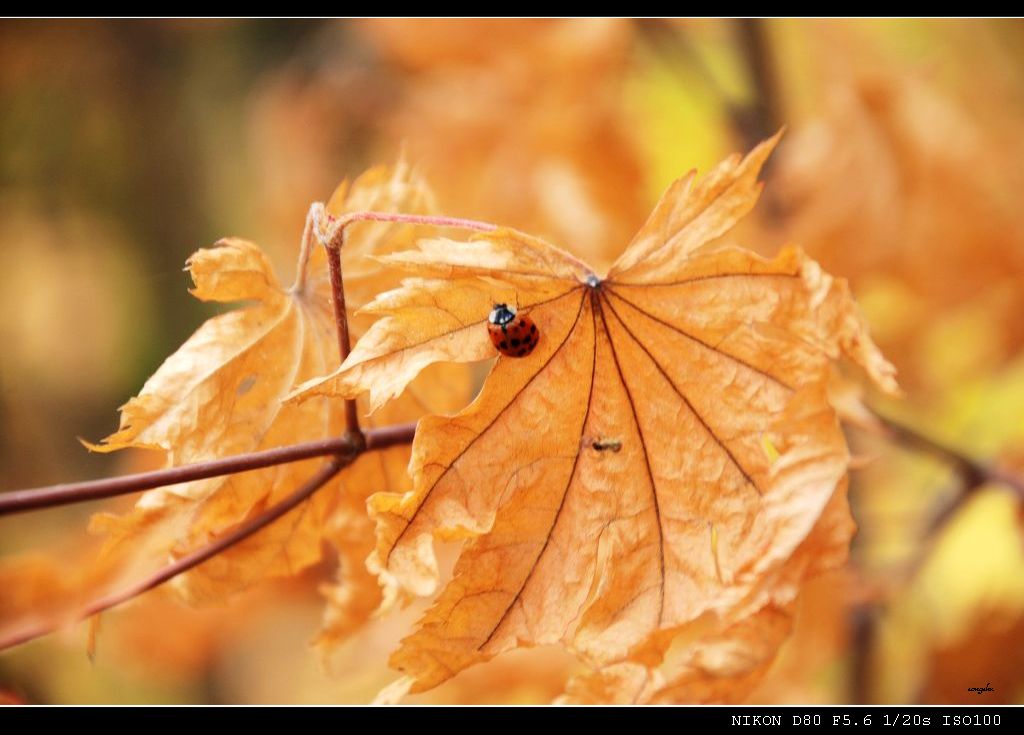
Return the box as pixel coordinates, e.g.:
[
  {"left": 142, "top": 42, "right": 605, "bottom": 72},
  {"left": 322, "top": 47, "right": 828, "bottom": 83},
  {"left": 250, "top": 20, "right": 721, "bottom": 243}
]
[{"left": 1, "top": 18, "right": 1023, "bottom": 704}]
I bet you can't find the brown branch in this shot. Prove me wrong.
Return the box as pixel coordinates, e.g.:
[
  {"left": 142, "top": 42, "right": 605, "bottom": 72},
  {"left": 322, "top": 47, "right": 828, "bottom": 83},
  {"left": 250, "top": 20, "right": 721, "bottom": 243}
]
[
  {"left": 848, "top": 407, "right": 1024, "bottom": 701},
  {"left": 635, "top": 19, "right": 784, "bottom": 217},
  {"left": 872, "top": 410, "right": 1024, "bottom": 517},
  {"left": 0, "top": 422, "right": 419, "bottom": 652},
  {"left": 331, "top": 211, "right": 498, "bottom": 233},
  {"left": 0, "top": 460, "right": 343, "bottom": 652},
  {"left": 0, "top": 422, "right": 418, "bottom": 517},
  {"left": 0, "top": 203, "right": 501, "bottom": 651},
  {"left": 848, "top": 602, "right": 876, "bottom": 704},
  {"left": 735, "top": 18, "right": 783, "bottom": 149},
  {"left": 314, "top": 207, "right": 499, "bottom": 440},
  {"left": 325, "top": 239, "right": 362, "bottom": 441},
  {"left": 636, "top": 19, "right": 784, "bottom": 151},
  {"left": 633, "top": 20, "right": 753, "bottom": 151},
  {"left": 875, "top": 409, "right": 1024, "bottom": 616},
  {"left": 0, "top": 205, "right": 503, "bottom": 651}
]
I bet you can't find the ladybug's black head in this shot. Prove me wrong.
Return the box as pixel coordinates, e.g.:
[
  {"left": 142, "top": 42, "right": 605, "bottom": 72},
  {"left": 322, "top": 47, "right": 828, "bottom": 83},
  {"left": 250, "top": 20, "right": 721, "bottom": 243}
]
[{"left": 488, "top": 303, "right": 517, "bottom": 326}]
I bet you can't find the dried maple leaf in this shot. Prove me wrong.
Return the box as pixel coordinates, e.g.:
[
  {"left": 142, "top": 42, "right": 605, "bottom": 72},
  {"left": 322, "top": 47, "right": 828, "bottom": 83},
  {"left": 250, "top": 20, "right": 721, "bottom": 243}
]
[
  {"left": 313, "top": 360, "right": 468, "bottom": 652},
  {"left": 295, "top": 135, "right": 897, "bottom": 693},
  {"left": 557, "top": 607, "right": 793, "bottom": 705},
  {"left": 75, "top": 164, "right": 466, "bottom": 622},
  {"left": 558, "top": 476, "right": 855, "bottom": 704}
]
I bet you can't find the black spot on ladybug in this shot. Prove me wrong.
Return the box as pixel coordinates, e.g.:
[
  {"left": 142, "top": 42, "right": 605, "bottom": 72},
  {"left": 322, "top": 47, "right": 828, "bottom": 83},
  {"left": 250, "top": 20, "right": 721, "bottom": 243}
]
[
  {"left": 530, "top": 324, "right": 537, "bottom": 334},
  {"left": 520, "top": 319, "right": 526, "bottom": 326},
  {"left": 511, "top": 338, "right": 520, "bottom": 347},
  {"left": 517, "top": 348, "right": 528, "bottom": 356},
  {"left": 499, "top": 340, "right": 508, "bottom": 349}
]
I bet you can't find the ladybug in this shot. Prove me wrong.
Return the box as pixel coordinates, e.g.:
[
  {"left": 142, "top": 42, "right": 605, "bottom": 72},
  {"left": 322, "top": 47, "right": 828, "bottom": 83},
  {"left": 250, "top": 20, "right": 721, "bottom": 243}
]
[{"left": 488, "top": 303, "right": 540, "bottom": 357}]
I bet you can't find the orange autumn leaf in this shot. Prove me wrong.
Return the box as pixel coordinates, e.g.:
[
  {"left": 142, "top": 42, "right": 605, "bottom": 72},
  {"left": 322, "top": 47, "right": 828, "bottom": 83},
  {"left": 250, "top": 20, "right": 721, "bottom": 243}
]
[
  {"left": 63, "top": 164, "right": 464, "bottom": 622},
  {"left": 296, "top": 134, "right": 897, "bottom": 693},
  {"left": 557, "top": 606, "right": 794, "bottom": 705},
  {"left": 559, "top": 476, "right": 855, "bottom": 704},
  {"left": 314, "top": 359, "right": 469, "bottom": 652}
]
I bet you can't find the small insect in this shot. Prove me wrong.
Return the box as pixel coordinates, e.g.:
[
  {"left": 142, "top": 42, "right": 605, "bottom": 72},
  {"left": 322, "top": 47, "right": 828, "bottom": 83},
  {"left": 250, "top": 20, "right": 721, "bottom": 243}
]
[
  {"left": 487, "top": 303, "right": 540, "bottom": 357},
  {"left": 591, "top": 437, "right": 623, "bottom": 453}
]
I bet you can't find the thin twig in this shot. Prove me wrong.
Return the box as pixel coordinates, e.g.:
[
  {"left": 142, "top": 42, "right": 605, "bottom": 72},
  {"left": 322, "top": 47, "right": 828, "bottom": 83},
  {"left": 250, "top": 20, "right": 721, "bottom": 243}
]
[
  {"left": 325, "top": 239, "right": 362, "bottom": 440},
  {"left": 309, "top": 207, "right": 499, "bottom": 253},
  {"left": 735, "top": 18, "right": 783, "bottom": 149},
  {"left": 0, "top": 460, "right": 343, "bottom": 652},
  {"left": 636, "top": 19, "right": 783, "bottom": 153},
  {"left": 848, "top": 406, "right": 1024, "bottom": 702},
  {"left": 0, "top": 202, "right": 491, "bottom": 651},
  {"left": 866, "top": 407, "right": 1024, "bottom": 597},
  {"left": 329, "top": 211, "right": 498, "bottom": 234},
  {"left": 313, "top": 207, "right": 500, "bottom": 439},
  {"left": 872, "top": 409, "right": 1024, "bottom": 506},
  {"left": 633, "top": 20, "right": 751, "bottom": 144},
  {"left": 0, "top": 206, "right": 505, "bottom": 650},
  {"left": 848, "top": 602, "right": 876, "bottom": 704},
  {"left": 0, "top": 423, "right": 419, "bottom": 652},
  {"left": 0, "top": 423, "right": 418, "bottom": 517}
]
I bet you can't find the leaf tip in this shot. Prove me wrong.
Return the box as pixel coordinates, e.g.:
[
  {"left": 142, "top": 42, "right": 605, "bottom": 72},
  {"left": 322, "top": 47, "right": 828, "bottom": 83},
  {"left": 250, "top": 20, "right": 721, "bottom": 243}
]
[
  {"left": 78, "top": 436, "right": 103, "bottom": 453},
  {"left": 372, "top": 675, "right": 415, "bottom": 705}
]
